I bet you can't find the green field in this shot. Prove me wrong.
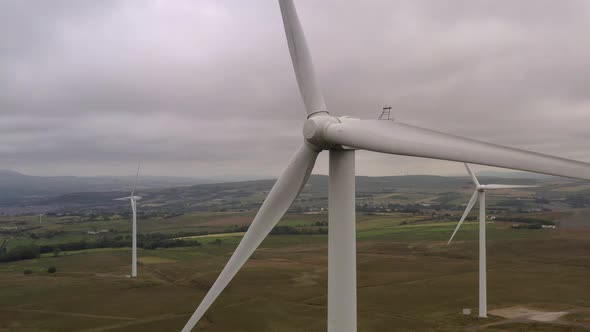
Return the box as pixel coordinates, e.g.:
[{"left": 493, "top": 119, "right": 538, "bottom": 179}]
[{"left": 0, "top": 210, "right": 589, "bottom": 331}]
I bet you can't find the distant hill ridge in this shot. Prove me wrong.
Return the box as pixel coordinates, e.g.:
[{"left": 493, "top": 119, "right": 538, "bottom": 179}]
[
  {"left": 0, "top": 170, "right": 578, "bottom": 215},
  {"left": 0, "top": 169, "right": 211, "bottom": 199},
  {"left": 0, "top": 169, "right": 557, "bottom": 199}
]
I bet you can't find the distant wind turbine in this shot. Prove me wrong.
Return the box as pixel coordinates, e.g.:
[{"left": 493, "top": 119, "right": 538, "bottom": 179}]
[
  {"left": 114, "top": 164, "right": 142, "bottom": 278},
  {"left": 448, "top": 163, "right": 538, "bottom": 318},
  {"left": 181, "top": 1, "right": 590, "bottom": 331}
]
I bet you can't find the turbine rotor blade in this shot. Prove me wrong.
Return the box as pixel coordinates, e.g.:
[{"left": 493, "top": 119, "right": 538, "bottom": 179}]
[
  {"left": 131, "top": 163, "right": 141, "bottom": 196},
  {"left": 448, "top": 190, "right": 479, "bottom": 245},
  {"left": 465, "top": 163, "right": 480, "bottom": 186},
  {"left": 483, "top": 184, "right": 538, "bottom": 190},
  {"left": 181, "top": 142, "right": 320, "bottom": 332},
  {"left": 279, "top": 0, "right": 327, "bottom": 116},
  {"left": 113, "top": 197, "right": 131, "bottom": 201},
  {"left": 323, "top": 119, "right": 590, "bottom": 181}
]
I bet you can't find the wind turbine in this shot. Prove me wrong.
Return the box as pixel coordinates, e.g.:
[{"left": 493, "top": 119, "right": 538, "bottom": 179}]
[
  {"left": 181, "top": 1, "right": 590, "bottom": 331},
  {"left": 448, "top": 163, "right": 538, "bottom": 318},
  {"left": 114, "top": 164, "right": 142, "bottom": 278}
]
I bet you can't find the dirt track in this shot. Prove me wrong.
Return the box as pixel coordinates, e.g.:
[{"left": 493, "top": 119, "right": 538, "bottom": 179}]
[{"left": 466, "top": 306, "right": 590, "bottom": 331}]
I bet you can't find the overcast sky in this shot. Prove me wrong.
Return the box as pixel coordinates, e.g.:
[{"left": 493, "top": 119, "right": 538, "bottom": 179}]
[{"left": 1, "top": 0, "right": 589, "bottom": 178}]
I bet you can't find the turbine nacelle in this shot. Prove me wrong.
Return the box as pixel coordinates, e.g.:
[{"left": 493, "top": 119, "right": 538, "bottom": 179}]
[
  {"left": 303, "top": 115, "right": 362, "bottom": 150},
  {"left": 302, "top": 114, "right": 339, "bottom": 150}
]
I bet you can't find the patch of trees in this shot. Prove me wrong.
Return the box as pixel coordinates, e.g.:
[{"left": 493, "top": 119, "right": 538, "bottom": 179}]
[
  {"left": 39, "top": 233, "right": 201, "bottom": 254},
  {"left": 137, "top": 233, "right": 202, "bottom": 249},
  {"left": 399, "top": 218, "right": 429, "bottom": 226},
  {"left": 427, "top": 212, "right": 455, "bottom": 222},
  {"left": 162, "top": 212, "right": 184, "bottom": 219},
  {"left": 495, "top": 199, "right": 528, "bottom": 207},
  {"left": 29, "top": 229, "right": 65, "bottom": 239},
  {"left": 0, "top": 225, "right": 41, "bottom": 236},
  {"left": 231, "top": 224, "right": 328, "bottom": 235},
  {"left": 534, "top": 197, "right": 550, "bottom": 204},
  {"left": 269, "top": 226, "right": 327, "bottom": 235},
  {"left": 0, "top": 245, "right": 40, "bottom": 262},
  {"left": 357, "top": 202, "right": 454, "bottom": 214},
  {"left": 566, "top": 194, "right": 590, "bottom": 208},
  {"left": 494, "top": 216, "right": 554, "bottom": 225},
  {"left": 52, "top": 210, "right": 185, "bottom": 222},
  {"left": 512, "top": 223, "right": 543, "bottom": 230},
  {"left": 142, "top": 238, "right": 200, "bottom": 250}
]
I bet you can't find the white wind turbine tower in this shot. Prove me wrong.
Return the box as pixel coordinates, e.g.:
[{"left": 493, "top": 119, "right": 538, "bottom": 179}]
[
  {"left": 181, "top": 1, "right": 590, "bottom": 331},
  {"left": 448, "top": 163, "right": 538, "bottom": 318},
  {"left": 114, "top": 164, "right": 142, "bottom": 278}
]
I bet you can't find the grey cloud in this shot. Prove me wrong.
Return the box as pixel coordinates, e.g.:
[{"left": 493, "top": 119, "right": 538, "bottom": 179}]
[{"left": 1, "top": 0, "right": 589, "bottom": 177}]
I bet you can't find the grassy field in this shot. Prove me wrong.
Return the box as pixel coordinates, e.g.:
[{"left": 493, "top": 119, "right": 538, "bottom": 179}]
[{"left": 0, "top": 211, "right": 589, "bottom": 331}]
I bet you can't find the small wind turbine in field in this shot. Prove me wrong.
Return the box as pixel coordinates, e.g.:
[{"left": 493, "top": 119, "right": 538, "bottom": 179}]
[
  {"left": 114, "top": 164, "right": 142, "bottom": 278},
  {"left": 181, "top": 1, "right": 590, "bottom": 331},
  {"left": 448, "top": 163, "right": 538, "bottom": 318}
]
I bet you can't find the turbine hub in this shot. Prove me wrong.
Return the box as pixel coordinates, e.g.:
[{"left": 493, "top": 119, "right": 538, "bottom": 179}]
[{"left": 302, "top": 115, "right": 339, "bottom": 149}]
